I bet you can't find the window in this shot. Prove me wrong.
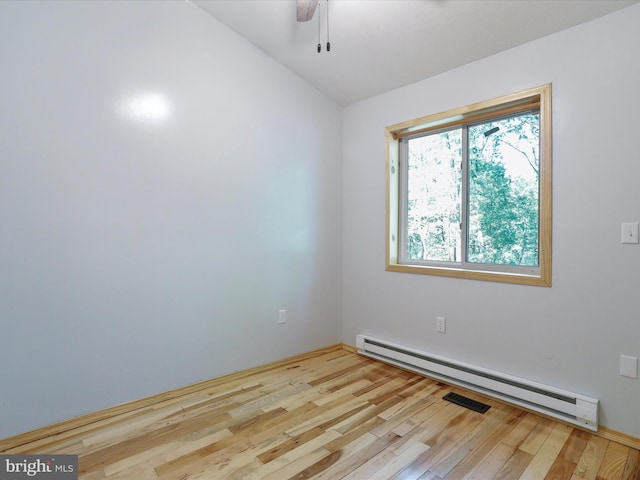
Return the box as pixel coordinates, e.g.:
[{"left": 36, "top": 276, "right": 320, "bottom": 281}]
[{"left": 386, "top": 84, "right": 551, "bottom": 286}]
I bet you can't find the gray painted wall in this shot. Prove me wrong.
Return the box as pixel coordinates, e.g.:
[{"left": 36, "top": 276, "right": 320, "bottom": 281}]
[
  {"left": 0, "top": 0, "right": 343, "bottom": 438},
  {"left": 342, "top": 4, "right": 640, "bottom": 437}
]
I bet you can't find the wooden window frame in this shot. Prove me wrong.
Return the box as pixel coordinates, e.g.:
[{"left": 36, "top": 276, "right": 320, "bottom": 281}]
[{"left": 385, "top": 84, "right": 552, "bottom": 286}]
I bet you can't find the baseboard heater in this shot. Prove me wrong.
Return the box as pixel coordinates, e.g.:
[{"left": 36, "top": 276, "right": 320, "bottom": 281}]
[{"left": 356, "top": 334, "right": 599, "bottom": 431}]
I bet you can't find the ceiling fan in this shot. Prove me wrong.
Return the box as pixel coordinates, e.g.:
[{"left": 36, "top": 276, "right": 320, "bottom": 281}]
[{"left": 297, "top": 0, "right": 319, "bottom": 22}]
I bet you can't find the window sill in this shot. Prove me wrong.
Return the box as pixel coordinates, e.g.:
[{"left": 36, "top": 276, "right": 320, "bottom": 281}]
[{"left": 385, "top": 263, "right": 551, "bottom": 287}]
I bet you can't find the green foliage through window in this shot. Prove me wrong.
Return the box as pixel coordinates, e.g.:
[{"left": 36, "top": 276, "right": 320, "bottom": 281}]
[
  {"left": 468, "top": 113, "right": 539, "bottom": 266},
  {"left": 404, "top": 112, "right": 540, "bottom": 268}
]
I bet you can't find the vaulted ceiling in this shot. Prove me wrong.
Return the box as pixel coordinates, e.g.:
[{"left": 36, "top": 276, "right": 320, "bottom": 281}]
[{"left": 192, "top": 0, "right": 638, "bottom": 105}]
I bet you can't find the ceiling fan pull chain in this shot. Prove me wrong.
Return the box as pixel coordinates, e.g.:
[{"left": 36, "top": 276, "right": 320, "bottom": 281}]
[
  {"left": 317, "top": 0, "right": 322, "bottom": 53},
  {"left": 326, "top": 0, "right": 330, "bottom": 52}
]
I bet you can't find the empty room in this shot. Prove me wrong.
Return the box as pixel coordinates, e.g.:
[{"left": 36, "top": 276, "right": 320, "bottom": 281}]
[{"left": 1, "top": 0, "right": 639, "bottom": 478}]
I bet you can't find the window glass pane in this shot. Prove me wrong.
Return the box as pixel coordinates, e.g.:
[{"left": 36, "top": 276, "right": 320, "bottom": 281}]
[
  {"left": 406, "top": 129, "right": 462, "bottom": 262},
  {"left": 467, "top": 113, "right": 539, "bottom": 266}
]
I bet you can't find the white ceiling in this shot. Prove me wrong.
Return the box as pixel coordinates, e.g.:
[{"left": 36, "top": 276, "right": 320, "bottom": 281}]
[{"left": 192, "top": 0, "right": 638, "bottom": 106}]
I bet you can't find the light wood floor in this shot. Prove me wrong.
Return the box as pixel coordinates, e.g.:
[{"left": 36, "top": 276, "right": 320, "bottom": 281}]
[{"left": 3, "top": 348, "right": 640, "bottom": 479}]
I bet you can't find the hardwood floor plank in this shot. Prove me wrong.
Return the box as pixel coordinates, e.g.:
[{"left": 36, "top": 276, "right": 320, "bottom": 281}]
[
  {"left": 520, "top": 417, "right": 556, "bottom": 456},
  {"left": 99, "top": 464, "right": 158, "bottom": 480},
  {"left": 366, "top": 442, "right": 430, "bottom": 480},
  {"left": 387, "top": 408, "right": 476, "bottom": 479},
  {"left": 257, "top": 426, "right": 326, "bottom": 464},
  {"left": 330, "top": 397, "right": 402, "bottom": 436},
  {"left": 572, "top": 436, "right": 610, "bottom": 480},
  {"left": 260, "top": 384, "right": 332, "bottom": 413},
  {"left": 434, "top": 407, "right": 523, "bottom": 479},
  {"left": 307, "top": 358, "right": 374, "bottom": 387},
  {"left": 320, "top": 433, "right": 399, "bottom": 480},
  {"left": 284, "top": 396, "right": 369, "bottom": 437},
  {"left": 80, "top": 471, "right": 107, "bottom": 480},
  {"left": 390, "top": 399, "right": 446, "bottom": 438},
  {"left": 79, "top": 409, "right": 235, "bottom": 475},
  {"left": 464, "top": 411, "right": 535, "bottom": 480},
  {"left": 316, "top": 368, "right": 370, "bottom": 394},
  {"left": 621, "top": 448, "right": 640, "bottom": 480},
  {"left": 519, "top": 423, "right": 573, "bottom": 479},
  {"left": 228, "top": 407, "right": 290, "bottom": 435},
  {"left": 247, "top": 429, "right": 341, "bottom": 480},
  {"left": 154, "top": 436, "right": 255, "bottom": 479},
  {"left": 351, "top": 373, "right": 407, "bottom": 398},
  {"left": 371, "top": 398, "right": 442, "bottom": 439},
  {"left": 227, "top": 382, "right": 313, "bottom": 417},
  {"left": 260, "top": 447, "right": 333, "bottom": 480},
  {"left": 188, "top": 431, "right": 292, "bottom": 479},
  {"left": 542, "top": 429, "right": 591, "bottom": 480},
  {"left": 494, "top": 448, "right": 535, "bottom": 480},
  {"left": 339, "top": 447, "right": 398, "bottom": 480},
  {"left": 561, "top": 429, "right": 593, "bottom": 464},
  {"left": 545, "top": 456, "right": 577, "bottom": 480},
  {"left": 154, "top": 401, "right": 320, "bottom": 477},
  {"left": 102, "top": 427, "right": 232, "bottom": 477},
  {"left": 84, "top": 394, "right": 213, "bottom": 446},
  {"left": 367, "top": 376, "right": 426, "bottom": 405},
  {"left": 372, "top": 400, "right": 457, "bottom": 441},
  {"left": 381, "top": 381, "right": 444, "bottom": 423},
  {"left": 597, "top": 441, "right": 631, "bottom": 480},
  {"left": 312, "top": 379, "right": 375, "bottom": 407},
  {"left": 298, "top": 432, "right": 389, "bottom": 480}
]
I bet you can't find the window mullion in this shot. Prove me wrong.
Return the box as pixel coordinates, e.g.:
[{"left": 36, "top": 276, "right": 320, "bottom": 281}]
[{"left": 461, "top": 125, "right": 469, "bottom": 266}]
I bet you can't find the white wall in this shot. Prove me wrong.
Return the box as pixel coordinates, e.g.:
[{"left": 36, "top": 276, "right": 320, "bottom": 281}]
[
  {"left": 342, "top": 4, "right": 640, "bottom": 437},
  {"left": 0, "top": 0, "right": 342, "bottom": 438}
]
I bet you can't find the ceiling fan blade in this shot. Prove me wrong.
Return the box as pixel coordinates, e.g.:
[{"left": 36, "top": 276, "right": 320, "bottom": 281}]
[{"left": 297, "top": 0, "right": 319, "bottom": 22}]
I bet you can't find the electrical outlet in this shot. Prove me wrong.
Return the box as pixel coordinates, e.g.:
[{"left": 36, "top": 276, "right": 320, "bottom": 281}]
[
  {"left": 278, "top": 309, "right": 286, "bottom": 325},
  {"left": 621, "top": 222, "right": 639, "bottom": 244},
  {"left": 436, "top": 316, "right": 446, "bottom": 333},
  {"left": 620, "top": 354, "right": 638, "bottom": 379}
]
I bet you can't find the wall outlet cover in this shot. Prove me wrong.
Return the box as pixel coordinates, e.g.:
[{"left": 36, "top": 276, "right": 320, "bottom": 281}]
[
  {"left": 620, "top": 354, "right": 638, "bottom": 379},
  {"left": 621, "top": 222, "right": 639, "bottom": 244}
]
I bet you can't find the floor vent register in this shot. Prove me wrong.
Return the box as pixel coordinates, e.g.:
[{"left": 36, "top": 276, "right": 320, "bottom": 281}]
[{"left": 443, "top": 392, "right": 491, "bottom": 413}]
